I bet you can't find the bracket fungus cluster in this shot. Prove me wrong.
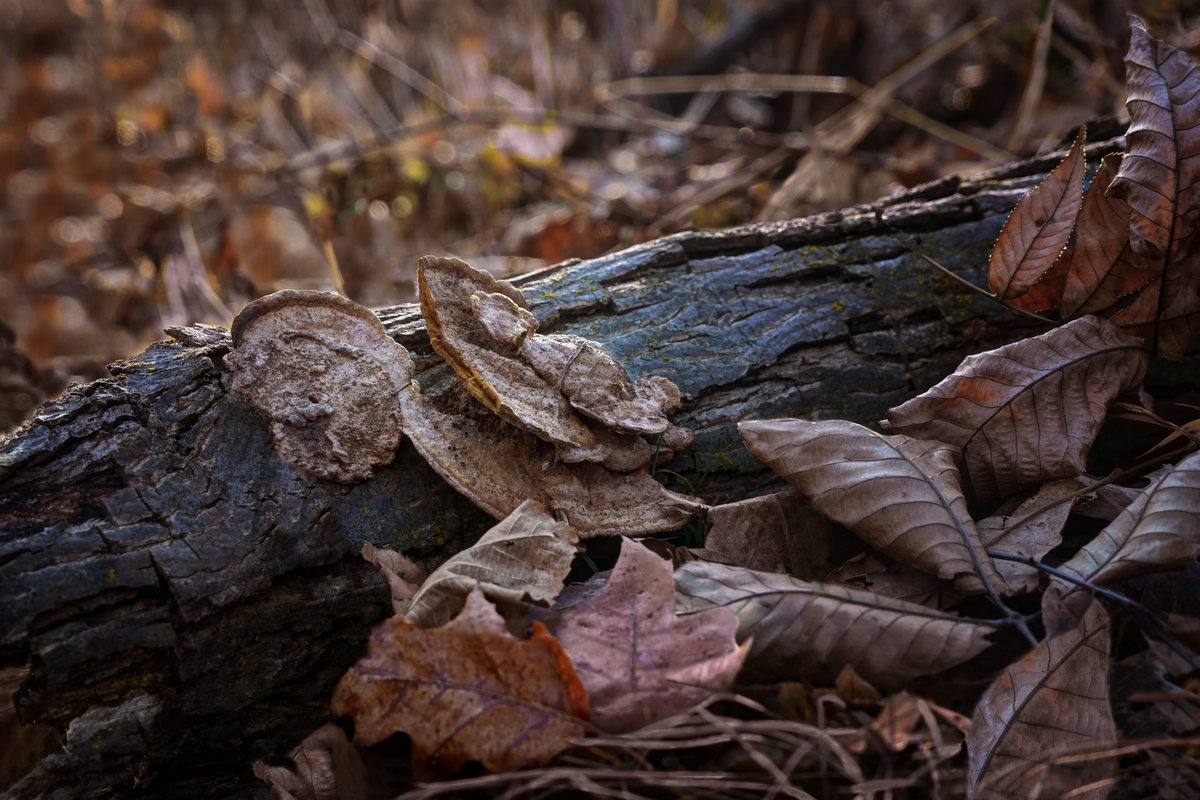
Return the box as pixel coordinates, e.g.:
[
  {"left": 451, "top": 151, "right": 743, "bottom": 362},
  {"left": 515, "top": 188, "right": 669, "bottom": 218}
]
[{"left": 223, "top": 257, "right": 702, "bottom": 537}]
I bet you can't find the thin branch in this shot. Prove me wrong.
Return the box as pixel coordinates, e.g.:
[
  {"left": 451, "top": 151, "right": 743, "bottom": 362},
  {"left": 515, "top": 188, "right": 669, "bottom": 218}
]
[{"left": 906, "top": 251, "right": 1059, "bottom": 324}]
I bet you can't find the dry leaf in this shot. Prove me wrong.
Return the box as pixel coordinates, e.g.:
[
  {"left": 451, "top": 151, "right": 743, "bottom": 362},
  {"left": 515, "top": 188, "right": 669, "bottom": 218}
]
[
  {"left": 1004, "top": 249, "right": 1068, "bottom": 313},
  {"left": 1061, "top": 153, "right": 1154, "bottom": 318},
  {"left": 834, "top": 664, "right": 882, "bottom": 708},
  {"left": 739, "top": 418, "right": 1006, "bottom": 595},
  {"left": 362, "top": 543, "right": 423, "bottom": 616},
  {"left": 699, "top": 488, "right": 865, "bottom": 581},
  {"left": 988, "top": 127, "right": 1085, "bottom": 301},
  {"left": 824, "top": 553, "right": 951, "bottom": 608},
  {"left": 254, "top": 723, "right": 375, "bottom": 800},
  {"left": 399, "top": 373, "right": 702, "bottom": 537},
  {"left": 1053, "top": 451, "right": 1200, "bottom": 599},
  {"left": 978, "top": 478, "right": 1086, "bottom": 595},
  {"left": 332, "top": 586, "right": 590, "bottom": 777},
  {"left": 224, "top": 290, "right": 415, "bottom": 483},
  {"left": 674, "top": 561, "right": 996, "bottom": 689},
  {"left": 968, "top": 601, "right": 1116, "bottom": 799},
  {"left": 1106, "top": 16, "right": 1200, "bottom": 360},
  {"left": 543, "top": 538, "right": 746, "bottom": 733},
  {"left": 884, "top": 315, "right": 1149, "bottom": 501},
  {"left": 404, "top": 499, "right": 579, "bottom": 629}
]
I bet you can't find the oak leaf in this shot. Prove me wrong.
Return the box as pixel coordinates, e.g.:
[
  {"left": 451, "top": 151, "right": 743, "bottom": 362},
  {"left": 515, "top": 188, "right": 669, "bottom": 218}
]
[
  {"left": 739, "top": 418, "right": 1006, "bottom": 595},
  {"left": 404, "top": 499, "right": 579, "bottom": 629},
  {"left": 331, "top": 586, "right": 590, "bottom": 778},
  {"left": 988, "top": 127, "right": 1085, "bottom": 301},
  {"left": 543, "top": 539, "right": 746, "bottom": 733},
  {"left": 884, "top": 316, "right": 1149, "bottom": 500},
  {"left": 674, "top": 561, "right": 997, "bottom": 689},
  {"left": 968, "top": 600, "right": 1116, "bottom": 799}
]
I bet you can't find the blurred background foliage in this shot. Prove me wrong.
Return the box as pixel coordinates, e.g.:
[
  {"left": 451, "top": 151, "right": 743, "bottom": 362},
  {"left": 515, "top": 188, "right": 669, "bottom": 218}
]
[{"left": 0, "top": 0, "right": 1193, "bottom": 432}]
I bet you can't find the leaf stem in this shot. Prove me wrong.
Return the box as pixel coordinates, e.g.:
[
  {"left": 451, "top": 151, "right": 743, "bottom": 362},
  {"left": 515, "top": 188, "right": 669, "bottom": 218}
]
[
  {"left": 987, "top": 550, "right": 1200, "bottom": 672},
  {"left": 908, "top": 251, "right": 1059, "bottom": 325},
  {"left": 1002, "top": 469, "right": 1126, "bottom": 534}
]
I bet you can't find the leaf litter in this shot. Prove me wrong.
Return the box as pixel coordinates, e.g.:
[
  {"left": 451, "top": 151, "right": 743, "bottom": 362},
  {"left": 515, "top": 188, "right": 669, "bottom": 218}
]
[{"left": 160, "top": 12, "right": 1200, "bottom": 800}]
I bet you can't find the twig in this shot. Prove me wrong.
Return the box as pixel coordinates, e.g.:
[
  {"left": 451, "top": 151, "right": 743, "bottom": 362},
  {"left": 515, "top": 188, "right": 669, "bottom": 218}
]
[
  {"left": 986, "top": 550, "right": 1200, "bottom": 673},
  {"left": 906, "top": 250, "right": 1059, "bottom": 324}
]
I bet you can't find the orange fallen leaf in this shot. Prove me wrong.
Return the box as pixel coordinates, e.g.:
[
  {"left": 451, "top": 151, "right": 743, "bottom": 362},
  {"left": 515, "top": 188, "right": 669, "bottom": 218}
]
[{"left": 332, "top": 586, "right": 590, "bottom": 778}]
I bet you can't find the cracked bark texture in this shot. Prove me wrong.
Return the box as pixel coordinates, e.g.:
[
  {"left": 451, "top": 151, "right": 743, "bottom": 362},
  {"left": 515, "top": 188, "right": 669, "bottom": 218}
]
[{"left": 3, "top": 139, "right": 1196, "bottom": 800}]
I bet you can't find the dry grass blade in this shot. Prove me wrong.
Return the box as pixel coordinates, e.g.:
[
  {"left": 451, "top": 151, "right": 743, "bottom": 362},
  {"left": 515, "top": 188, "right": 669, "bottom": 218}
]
[
  {"left": 1005, "top": 0, "right": 1055, "bottom": 153},
  {"left": 884, "top": 315, "right": 1149, "bottom": 501},
  {"left": 1054, "top": 450, "right": 1200, "bottom": 597},
  {"left": 674, "top": 561, "right": 998, "bottom": 689},
  {"left": 989, "top": 126, "right": 1085, "bottom": 301},
  {"left": 967, "top": 601, "right": 1116, "bottom": 799},
  {"left": 739, "top": 419, "right": 1006, "bottom": 596}
]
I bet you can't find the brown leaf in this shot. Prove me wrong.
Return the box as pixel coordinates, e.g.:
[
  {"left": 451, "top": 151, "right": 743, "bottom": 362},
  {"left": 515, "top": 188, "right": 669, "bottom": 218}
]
[
  {"left": 362, "top": 543, "right": 423, "bottom": 616},
  {"left": 884, "top": 316, "right": 1149, "bottom": 501},
  {"left": 1053, "top": 451, "right": 1200, "bottom": 598},
  {"left": 835, "top": 664, "right": 882, "bottom": 708},
  {"left": 698, "top": 488, "right": 866, "bottom": 581},
  {"left": 253, "top": 723, "right": 375, "bottom": 800},
  {"left": 978, "top": 478, "right": 1086, "bottom": 595},
  {"left": 398, "top": 371, "right": 703, "bottom": 537},
  {"left": 544, "top": 539, "right": 745, "bottom": 733},
  {"left": 404, "top": 499, "right": 579, "bottom": 629},
  {"left": 988, "top": 127, "right": 1085, "bottom": 301},
  {"left": 224, "top": 290, "right": 415, "bottom": 483},
  {"left": 739, "top": 418, "right": 1006, "bottom": 595},
  {"left": 1004, "top": 248, "right": 1068, "bottom": 313},
  {"left": 332, "top": 586, "right": 590, "bottom": 778},
  {"left": 1061, "top": 154, "right": 1154, "bottom": 318},
  {"left": 824, "top": 553, "right": 952, "bottom": 608},
  {"left": 967, "top": 601, "right": 1116, "bottom": 799},
  {"left": 1106, "top": 16, "right": 1200, "bottom": 360},
  {"left": 674, "top": 562, "right": 997, "bottom": 689}
]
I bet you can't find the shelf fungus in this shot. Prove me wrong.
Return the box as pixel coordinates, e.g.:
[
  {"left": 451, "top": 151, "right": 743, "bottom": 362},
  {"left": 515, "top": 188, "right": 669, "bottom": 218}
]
[
  {"left": 418, "top": 255, "right": 692, "bottom": 473},
  {"left": 224, "top": 290, "right": 414, "bottom": 483},
  {"left": 398, "top": 367, "right": 704, "bottom": 538}
]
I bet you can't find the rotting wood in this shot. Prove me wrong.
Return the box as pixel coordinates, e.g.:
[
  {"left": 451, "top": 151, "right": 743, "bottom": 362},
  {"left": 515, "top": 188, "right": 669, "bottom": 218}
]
[{"left": 3, "top": 137, "right": 1197, "bottom": 800}]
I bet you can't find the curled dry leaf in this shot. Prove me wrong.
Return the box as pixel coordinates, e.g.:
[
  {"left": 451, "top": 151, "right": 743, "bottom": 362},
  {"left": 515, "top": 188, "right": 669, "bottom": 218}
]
[
  {"left": 332, "top": 585, "right": 590, "bottom": 778},
  {"left": 543, "top": 538, "right": 746, "bottom": 733},
  {"left": 968, "top": 601, "right": 1116, "bottom": 799},
  {"left": 884, "top": 315, "right": 1149, "bottom": 501},
  {"left": 1053, "top": 451, "right": 1200, "bottom": 601},
  {"left": 674, "top": 561, "right": 997, "bottom": 689},
  {"left": 254, "top": 723, "right": 374, "bottom": 800},
  {"left": 739, "top": 418, "right": 1005, "bottom": 595},
  {"left": 398, "top": 371, "right": 703, "bottom": 537},
  {"left": 418, "top": 256, "right": 691, "bottom": 468},
  {"left": 978, "top": 478, "right": 1086, "bottom": 595},
  {"left": 1061, "top": 154, "right": 1153, "bottom": 318},
  {"left": 404, "top": 499, "right": 579, "bottom": 629},
  {"left": 697, "top": 488, "right": 865, "bottom": 581},
  {"left": 362, "top": 543, "right": 424, "bottom": 616},
  {"left": 1107, "top": 16, "right": 1200, "bottom": 359},
  {"left": 988, "top": 127, "right": 1085, "bottom": 301},
  {"left": 224, "top": 290, "right": 414, "bottom": 483}
]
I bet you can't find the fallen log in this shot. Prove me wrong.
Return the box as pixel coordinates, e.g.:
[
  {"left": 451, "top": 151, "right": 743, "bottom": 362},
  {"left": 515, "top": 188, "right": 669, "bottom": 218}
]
[{"left": 3, "top": 138, "right": 1194, "bottom": 800}]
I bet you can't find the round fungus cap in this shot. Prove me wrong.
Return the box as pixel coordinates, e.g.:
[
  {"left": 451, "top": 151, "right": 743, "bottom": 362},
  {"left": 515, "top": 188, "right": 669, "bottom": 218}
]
[{"left": 224, "top": 290, "right": 415, "bottom": 484}]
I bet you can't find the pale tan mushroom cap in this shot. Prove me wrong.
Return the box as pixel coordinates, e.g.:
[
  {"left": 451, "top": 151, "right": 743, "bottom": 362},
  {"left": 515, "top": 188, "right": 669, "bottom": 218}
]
[
  {"left": 399, "top": 372, "right": 703, "bottom": 538},
  {"left": 224, "top": 290, "right": 414, "bottom": 484}
]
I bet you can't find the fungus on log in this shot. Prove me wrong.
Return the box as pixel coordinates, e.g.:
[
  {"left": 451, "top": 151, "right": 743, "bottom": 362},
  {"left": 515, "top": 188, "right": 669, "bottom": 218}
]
[{"left": 5, "top": 138, "right": 1199, "bottom": 800}]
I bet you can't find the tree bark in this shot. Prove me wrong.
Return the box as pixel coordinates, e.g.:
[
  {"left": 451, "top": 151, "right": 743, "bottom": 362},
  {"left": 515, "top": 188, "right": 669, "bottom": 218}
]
[{"left": 2, "top": 139, "right": 1193, "bottom": 799}]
